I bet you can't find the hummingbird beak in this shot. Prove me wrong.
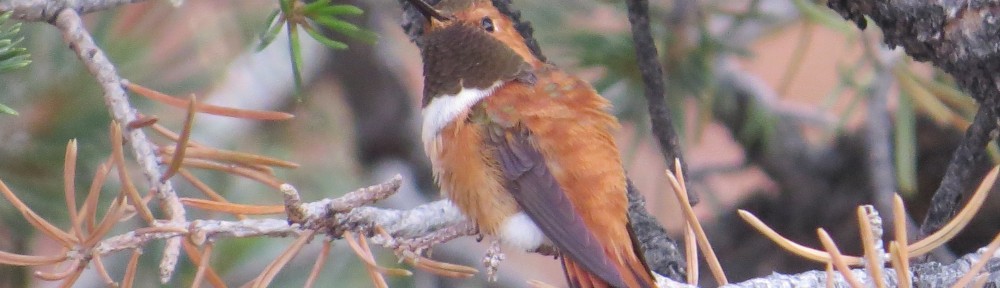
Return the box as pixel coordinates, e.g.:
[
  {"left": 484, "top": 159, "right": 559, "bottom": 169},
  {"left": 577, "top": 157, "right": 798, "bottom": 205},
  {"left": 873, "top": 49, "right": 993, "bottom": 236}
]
[{"left": 405, "top": 0, "right": 450, "bottom": 22}]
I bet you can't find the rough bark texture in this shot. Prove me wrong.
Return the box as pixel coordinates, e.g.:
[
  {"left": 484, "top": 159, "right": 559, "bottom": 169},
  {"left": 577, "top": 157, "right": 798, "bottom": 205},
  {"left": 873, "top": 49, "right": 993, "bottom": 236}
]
[
  {"left": 624, "top": 0, "right": 690, "bottom": 200},
  {"left": 920, "top": 106, "right": 997, "bottom": 238},
  {"left": 628, "top": 179, "right": 687, "bottom": 280},
  {"left": 828, "top": 0, "right": 1000, "bottom": 110},
  {"left": 825, "top": 0, "right": 1000, "bottom": 244}
]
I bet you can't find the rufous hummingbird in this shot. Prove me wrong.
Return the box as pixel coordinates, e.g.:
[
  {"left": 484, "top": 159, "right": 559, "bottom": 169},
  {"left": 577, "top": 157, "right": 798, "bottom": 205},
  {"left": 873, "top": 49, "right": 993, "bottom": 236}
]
[{"left": 406, "top": 0, "right": 656, "bottom": 287}]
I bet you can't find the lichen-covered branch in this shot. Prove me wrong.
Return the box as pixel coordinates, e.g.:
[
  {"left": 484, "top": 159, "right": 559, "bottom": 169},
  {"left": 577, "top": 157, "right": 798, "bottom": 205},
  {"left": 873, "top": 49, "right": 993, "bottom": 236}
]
[
  {"left": 0, "top": 0, "right": 149, "bottom": 22},
  {"left": 84, "top": 175, "right": 1000, "bottom": 287},
  {"left": 726, "top": 248, "right": 1000, "bottom": 287},
  {"left": 93, "top": 197, "right": 472, "bottom": 259},
  {"left": 52, "top": 9, "right": 187, "bottom": 283}
]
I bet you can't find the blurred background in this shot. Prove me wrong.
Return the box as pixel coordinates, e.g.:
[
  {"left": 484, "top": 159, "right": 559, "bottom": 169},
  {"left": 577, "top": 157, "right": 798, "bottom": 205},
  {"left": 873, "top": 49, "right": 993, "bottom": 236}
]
[{"left": 0, "top": 0, "right": 996, "bottom": 287}]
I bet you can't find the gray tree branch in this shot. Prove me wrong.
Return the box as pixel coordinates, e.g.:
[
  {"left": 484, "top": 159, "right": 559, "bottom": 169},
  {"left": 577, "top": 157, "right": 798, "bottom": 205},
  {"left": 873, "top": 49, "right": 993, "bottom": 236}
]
[
  {"left": 0, "top": 0, "right": 148, "bottom": 22},
  {"left": 826, "top": 0, "right": 1000, "bottom": 243},
  {"left": 52, "top": 8, "right": 186, "bottom": 283}
]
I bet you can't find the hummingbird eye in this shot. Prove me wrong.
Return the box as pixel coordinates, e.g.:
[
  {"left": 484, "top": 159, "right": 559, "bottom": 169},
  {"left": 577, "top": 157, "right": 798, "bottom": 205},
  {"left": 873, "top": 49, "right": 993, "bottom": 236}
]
[{"left": 481, "top": 17, "right": 495, "bottom": 32}]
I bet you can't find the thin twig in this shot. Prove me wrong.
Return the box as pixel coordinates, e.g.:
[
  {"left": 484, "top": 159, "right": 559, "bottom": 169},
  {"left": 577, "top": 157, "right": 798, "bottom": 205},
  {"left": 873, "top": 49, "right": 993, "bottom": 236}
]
[
  {"left": 328, "top": 174, "right": 402, "bottom": 212},
  {"left": 282, "top": 184, "right": 307, "bottom": 225},
  {"left": 54, "top": 9, "right": 187, "bottom": 282},
  {"left": 863, "top": 44, "right": 903, "bottom": 239},
  {"left": 624, "top": 0, "right": 692, "bottom": 203}
]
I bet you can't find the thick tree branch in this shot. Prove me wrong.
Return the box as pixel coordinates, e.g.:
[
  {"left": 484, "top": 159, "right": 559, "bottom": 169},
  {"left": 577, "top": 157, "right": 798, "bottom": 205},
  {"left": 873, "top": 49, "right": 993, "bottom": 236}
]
[
  {"left": 826, "top": 0, "right": 1000, "bottom": 242},
  {"left": 826, "top": 0, "right": 1000, "bottom": 110}
]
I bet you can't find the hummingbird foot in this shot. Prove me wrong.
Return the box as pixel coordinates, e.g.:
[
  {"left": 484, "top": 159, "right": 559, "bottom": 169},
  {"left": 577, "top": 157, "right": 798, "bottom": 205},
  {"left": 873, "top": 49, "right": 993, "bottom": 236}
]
[
  {"left": 383, "top": 222, "right": 478, "bottom": 258},
  {"left": 532, "top": 244, "right": 560, "bottom": 259},
  {"left": 371, "top": 224, "right": 479, "bottom": 278},
  {"left": 483, "top": 240, "right": 505, "bottom": 282}
]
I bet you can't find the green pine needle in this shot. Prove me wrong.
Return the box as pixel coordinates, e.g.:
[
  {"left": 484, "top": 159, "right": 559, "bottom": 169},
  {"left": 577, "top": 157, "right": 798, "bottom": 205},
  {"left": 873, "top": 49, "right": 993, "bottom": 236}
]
[
  {"left": 0, "top": 11, "right": 30, "bottom": 116},
  {"left": 316, "top": 5, "right": 364, "bottom": 16},
  {"left": 256, "top": 1, "right": 376, "bottom": 97},
  {"left": 287, "top": 21, "right": 304, "bottom": 96},
  {"left": 304, "top": 26, "right": 348, "bottom": 50},
  {"left": 0, "top": 103, "right": 17, "bottom": 116}
]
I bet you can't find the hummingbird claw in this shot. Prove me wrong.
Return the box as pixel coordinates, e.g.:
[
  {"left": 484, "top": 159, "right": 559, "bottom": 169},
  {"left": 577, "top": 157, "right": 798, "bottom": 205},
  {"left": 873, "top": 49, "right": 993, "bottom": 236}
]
[
  {"left": 532, "top": 244, "right": 560, "bottom": 258},
  {"left": 483, "top": 240, "right": 505, "bottom": 282}
]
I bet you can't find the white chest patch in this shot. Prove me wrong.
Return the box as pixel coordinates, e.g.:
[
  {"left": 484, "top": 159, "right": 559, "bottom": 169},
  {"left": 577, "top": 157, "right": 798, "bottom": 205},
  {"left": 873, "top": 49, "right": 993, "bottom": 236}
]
[
  {"left": 500, "top": 212, "right": 546, "bottom": 251},
  {"left": 421, "top": 82, "right": 503, "bottom": 149}
]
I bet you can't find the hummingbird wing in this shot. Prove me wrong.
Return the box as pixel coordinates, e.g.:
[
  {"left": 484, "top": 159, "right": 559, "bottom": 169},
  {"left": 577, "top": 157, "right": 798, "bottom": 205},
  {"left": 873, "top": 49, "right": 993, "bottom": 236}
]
[
  {"left": 486, "top": 125, "right": 629, "bottom": 288},
  {"left": 479, "top": 68, "right": 655, "bottom": 287}
]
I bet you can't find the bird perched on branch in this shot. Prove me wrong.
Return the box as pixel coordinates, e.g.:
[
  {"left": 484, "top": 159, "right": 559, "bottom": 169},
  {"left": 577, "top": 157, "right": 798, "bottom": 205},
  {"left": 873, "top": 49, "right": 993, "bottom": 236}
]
[{"left": 405, "top": 0, "right": 655, "bottom": 287}]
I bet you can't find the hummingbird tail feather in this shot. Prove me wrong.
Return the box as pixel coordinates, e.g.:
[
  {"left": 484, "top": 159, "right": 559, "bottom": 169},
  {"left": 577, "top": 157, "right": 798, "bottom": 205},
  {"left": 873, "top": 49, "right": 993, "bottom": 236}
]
[{"left": 561, "top": 257, "right": 611, "bottom": 288}]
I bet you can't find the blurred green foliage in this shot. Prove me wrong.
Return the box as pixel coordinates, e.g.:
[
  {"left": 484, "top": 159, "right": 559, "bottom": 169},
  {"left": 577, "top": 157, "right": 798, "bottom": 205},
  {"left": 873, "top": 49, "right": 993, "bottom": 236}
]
[
  {"left": 258, "top": 0, "right": 376, "bottom": 94},
  {"left": 0, "top": 12, "right": 31, "bottom": 115}
]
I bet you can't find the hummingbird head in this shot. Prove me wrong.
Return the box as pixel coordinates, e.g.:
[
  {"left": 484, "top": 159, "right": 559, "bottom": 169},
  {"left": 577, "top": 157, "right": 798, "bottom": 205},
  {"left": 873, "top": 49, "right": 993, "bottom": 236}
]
[{"left": 405, "top": 0, "right": 541, "bottom": 106}]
